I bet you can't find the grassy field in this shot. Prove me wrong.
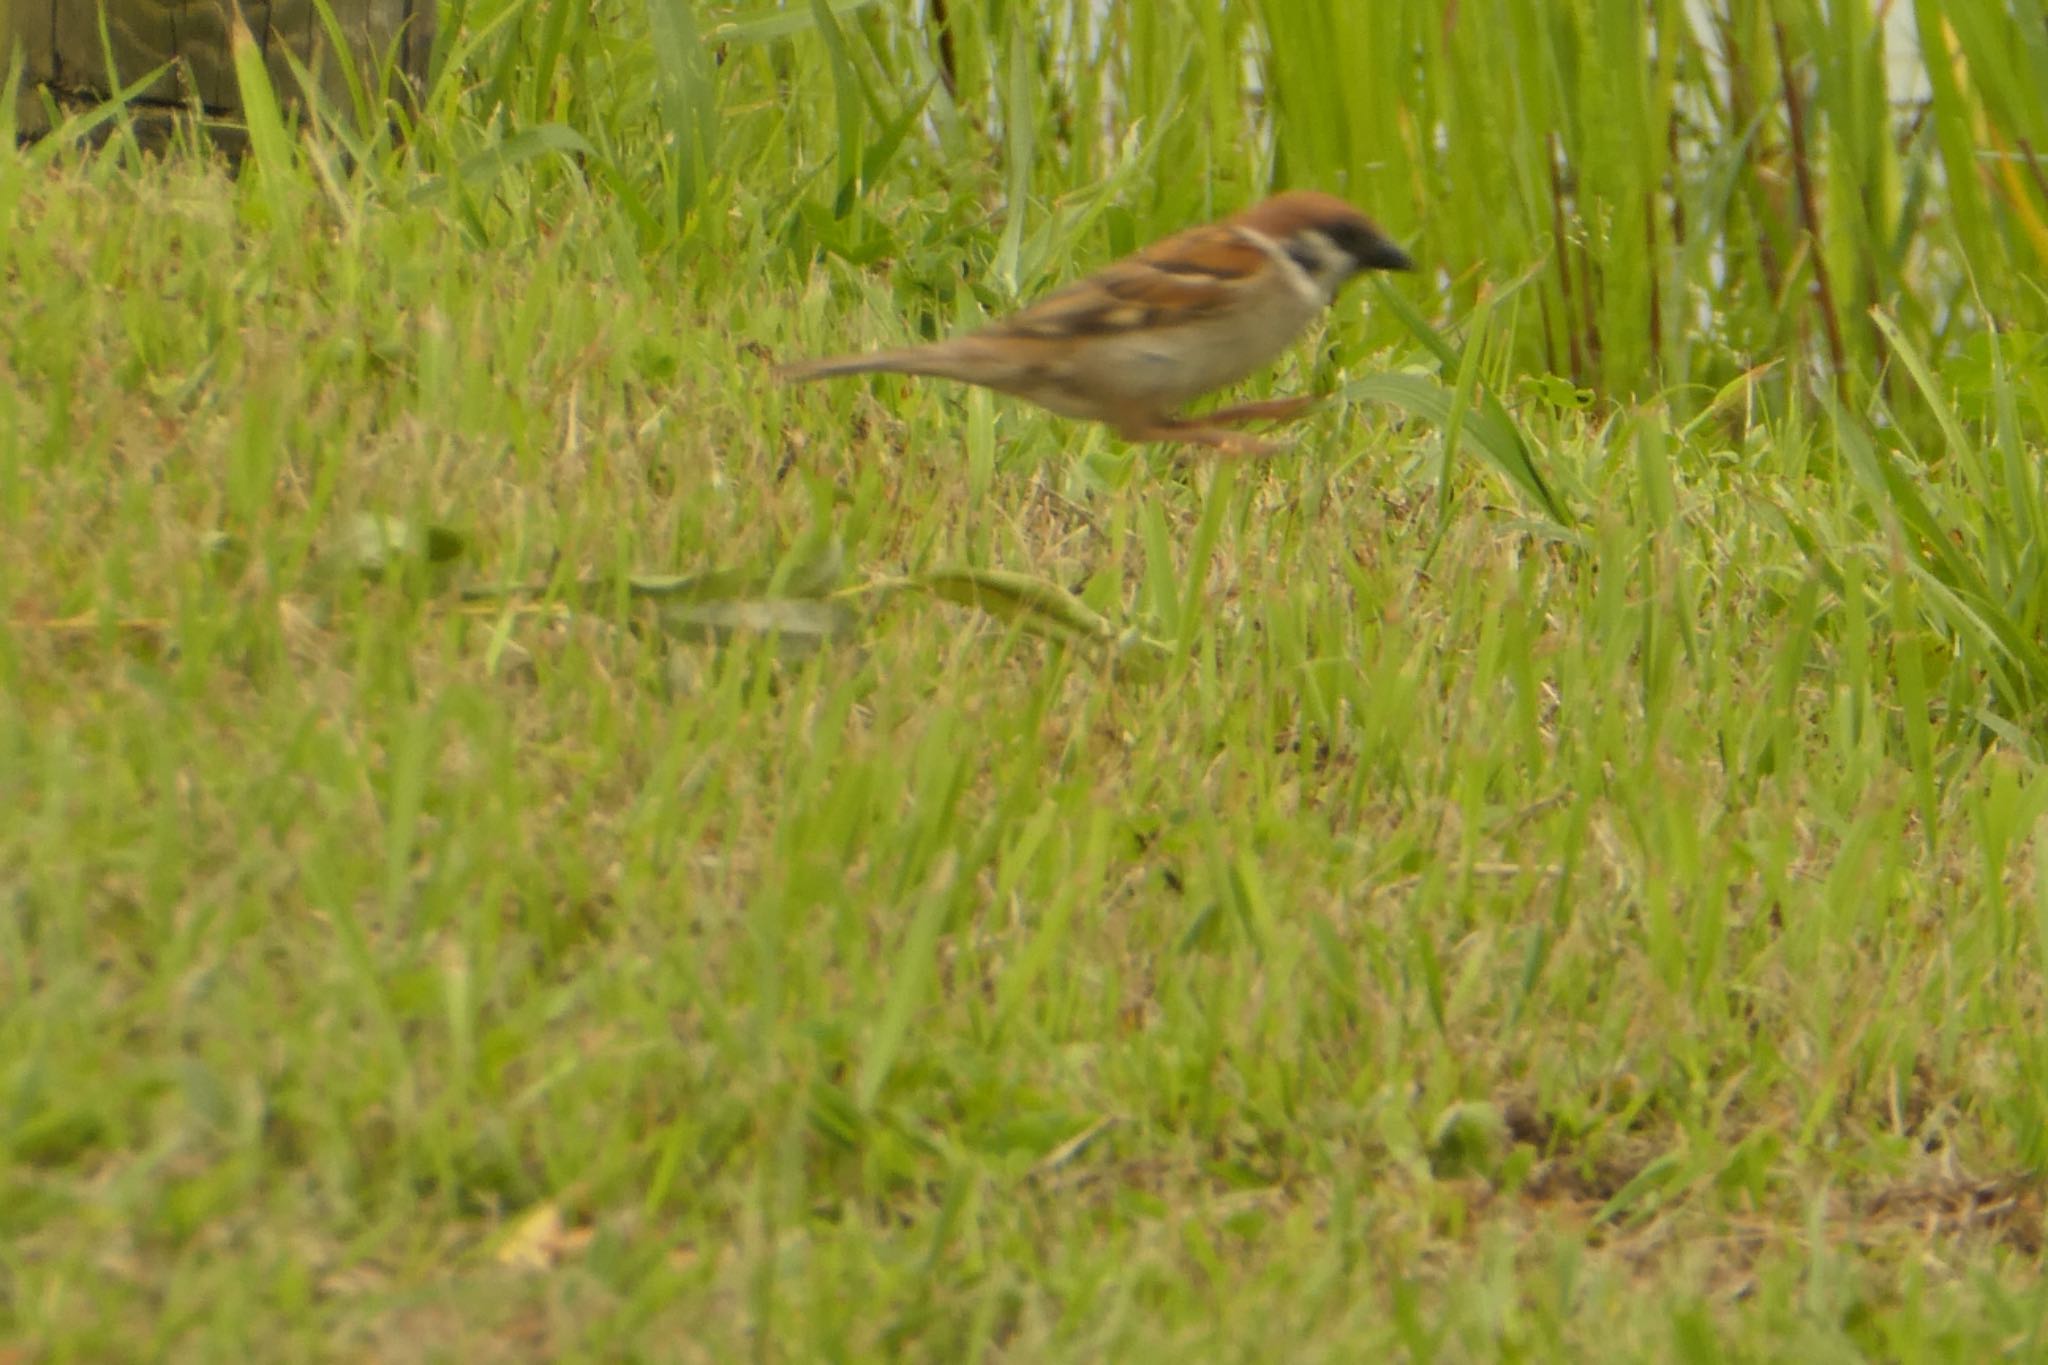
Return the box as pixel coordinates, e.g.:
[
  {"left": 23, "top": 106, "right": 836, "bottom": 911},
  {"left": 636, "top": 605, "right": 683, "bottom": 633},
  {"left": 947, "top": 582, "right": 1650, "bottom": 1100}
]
[{"left": 6, "top": 0, "right": 2048, "bottom": 1358}]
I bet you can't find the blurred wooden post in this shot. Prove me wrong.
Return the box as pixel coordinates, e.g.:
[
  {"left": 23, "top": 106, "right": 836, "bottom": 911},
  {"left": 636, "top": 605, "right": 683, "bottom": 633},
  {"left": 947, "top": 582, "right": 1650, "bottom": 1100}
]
[{"left": 5, "top": 0, "right": 437, "bottom": 144}]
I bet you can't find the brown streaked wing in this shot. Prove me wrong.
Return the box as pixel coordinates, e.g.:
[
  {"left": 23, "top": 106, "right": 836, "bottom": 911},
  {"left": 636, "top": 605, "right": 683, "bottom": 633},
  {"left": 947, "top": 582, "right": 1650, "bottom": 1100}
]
[{"left": 990, "top": 225, "right": 1265, "bottom": 341}]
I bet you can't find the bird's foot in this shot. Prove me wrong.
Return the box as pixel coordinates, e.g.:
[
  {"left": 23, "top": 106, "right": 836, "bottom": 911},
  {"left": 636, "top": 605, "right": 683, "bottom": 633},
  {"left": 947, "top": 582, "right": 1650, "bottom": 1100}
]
[{"left": 1199, "top": 395, "right": 1321, "bottom": 427}]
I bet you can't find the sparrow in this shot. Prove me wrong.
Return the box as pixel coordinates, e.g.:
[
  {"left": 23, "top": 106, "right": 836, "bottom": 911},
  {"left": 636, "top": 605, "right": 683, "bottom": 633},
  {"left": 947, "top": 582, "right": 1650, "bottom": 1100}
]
[{"left": 776, "top": 190, "right": 1413, "bottom": 454}]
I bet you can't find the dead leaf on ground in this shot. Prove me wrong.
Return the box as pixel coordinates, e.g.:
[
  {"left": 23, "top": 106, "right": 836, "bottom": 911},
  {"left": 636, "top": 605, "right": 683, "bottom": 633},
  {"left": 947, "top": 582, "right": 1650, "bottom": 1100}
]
[{"left": 494, "top": 1203, "right": 595, "bottom": 1272}]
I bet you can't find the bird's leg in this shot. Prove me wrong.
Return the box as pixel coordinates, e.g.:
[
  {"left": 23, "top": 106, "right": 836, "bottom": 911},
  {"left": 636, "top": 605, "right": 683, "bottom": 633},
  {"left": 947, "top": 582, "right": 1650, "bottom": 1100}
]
[
  {"left": 1196, "top": 394, "right": 1321, "bottom": 427},
  {"left": 1116, "top": 413, "right": 1285, "bottom": 457}
]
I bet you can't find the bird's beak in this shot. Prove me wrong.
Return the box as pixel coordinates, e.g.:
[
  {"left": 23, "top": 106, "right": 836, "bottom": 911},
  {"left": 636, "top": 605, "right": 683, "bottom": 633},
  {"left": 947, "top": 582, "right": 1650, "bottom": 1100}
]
[{"left": 1364, "top": 237, "right": 1415, "bottom": 273}]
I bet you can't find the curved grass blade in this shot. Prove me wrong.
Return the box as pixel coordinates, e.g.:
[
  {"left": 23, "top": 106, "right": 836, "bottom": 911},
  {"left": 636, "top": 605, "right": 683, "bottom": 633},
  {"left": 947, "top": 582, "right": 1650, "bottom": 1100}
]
[
  {"left": 923, "top": 567, "right": 1115, "bottom": 644},
  {"left": 1345, "top": 371, "right": 1570, "bottom": 529}
]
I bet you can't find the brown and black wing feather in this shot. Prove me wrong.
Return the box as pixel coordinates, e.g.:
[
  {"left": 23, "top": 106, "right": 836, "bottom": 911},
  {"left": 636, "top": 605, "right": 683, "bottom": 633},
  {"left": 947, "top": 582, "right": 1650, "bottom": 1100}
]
[{"left": 988, "top": 225, "right": 1268, "bottom": 341}]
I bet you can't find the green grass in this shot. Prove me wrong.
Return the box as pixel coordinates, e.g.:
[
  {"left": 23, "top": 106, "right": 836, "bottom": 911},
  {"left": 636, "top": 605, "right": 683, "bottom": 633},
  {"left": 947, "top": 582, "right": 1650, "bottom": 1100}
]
[{"left": 5, "top": 0, "right": 2048, "bottom": 1359}]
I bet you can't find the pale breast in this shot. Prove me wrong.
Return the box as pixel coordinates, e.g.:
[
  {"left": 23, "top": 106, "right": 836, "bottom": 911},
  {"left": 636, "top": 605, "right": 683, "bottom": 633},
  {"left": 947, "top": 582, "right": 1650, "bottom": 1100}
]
[{"left": 1054, "top": 285, "right": 1324, "bottom": 416}]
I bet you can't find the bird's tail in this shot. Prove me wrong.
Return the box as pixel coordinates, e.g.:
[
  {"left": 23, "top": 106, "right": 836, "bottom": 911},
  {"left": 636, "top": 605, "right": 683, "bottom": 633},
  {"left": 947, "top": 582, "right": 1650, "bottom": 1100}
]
[{"left": 773, "top": 348, "right": 943, "bottom": 384}]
